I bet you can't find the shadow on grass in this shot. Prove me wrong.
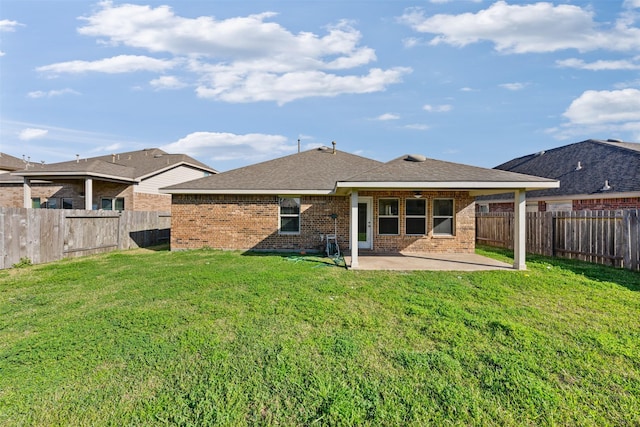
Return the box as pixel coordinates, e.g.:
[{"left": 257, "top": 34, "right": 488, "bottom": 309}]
[
  {"left": 241, "top": 251, "right": 348, "bottom": 269},
  {"left": 478, "top": 245, "right": 639, "bottom": 292}
]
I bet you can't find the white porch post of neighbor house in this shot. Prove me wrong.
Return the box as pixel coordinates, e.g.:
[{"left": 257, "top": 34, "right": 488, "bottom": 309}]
[
  {"left": 513, "top": 189, "right": 526, "bottom": 270},
  {"left": 84, "top": 178, "right": 93, "bottom": 210},
  {"left": 350, "top": 190, "right": 359, "bottom": 268},
  {"left": 23, "top": 177, "right": 32, "bottom": 208}
]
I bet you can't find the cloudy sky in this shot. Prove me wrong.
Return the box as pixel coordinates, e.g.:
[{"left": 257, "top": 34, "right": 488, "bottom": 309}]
[{"left": 1, "top": 0, "right": 640, "bottom": 171}]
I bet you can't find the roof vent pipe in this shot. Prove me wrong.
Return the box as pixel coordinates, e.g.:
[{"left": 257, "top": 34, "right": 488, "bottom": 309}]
[
  {"left": 601, "top": 180, "right": 611, "bottom": 191},
  {"left": 332, "top": 141, "right": 336, "bottom": 155},
  {"left": 575, "top": 161, "right": 582, "bottom": 171},
  {"left": 76, "top": 154, "right": 79, "bottom": 163},
  {"left": 298, "top": 138, "right": 301, "bottom": 153}
]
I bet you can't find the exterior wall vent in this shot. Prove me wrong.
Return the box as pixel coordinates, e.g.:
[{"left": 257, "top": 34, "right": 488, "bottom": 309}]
[{"left": 406, "top": 154, "right": 427, "bottom": 162}]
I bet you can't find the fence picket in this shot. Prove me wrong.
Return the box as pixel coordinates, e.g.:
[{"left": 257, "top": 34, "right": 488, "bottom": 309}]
[
  {"left": 0, "top": 208, "right": 171, "bottom": 269},
  {"left": 476, "top": 209, "right": 639, "bottom": 272}
]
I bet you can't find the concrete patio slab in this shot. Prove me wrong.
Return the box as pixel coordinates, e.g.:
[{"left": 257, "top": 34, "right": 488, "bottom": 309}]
[{"left": 344, "top": 252, "right": 513, "bottom": 271}]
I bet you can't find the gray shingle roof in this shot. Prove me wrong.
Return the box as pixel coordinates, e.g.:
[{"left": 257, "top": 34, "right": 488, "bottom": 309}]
[
  {"left": 344, "top": 155, "right": 556, "bottom": 184},
  {"left": 163, "top": 147, "right": 383, "bottom": 192},
  {"left": 13, "top": 148, "right": 216, "bottom": 181},
  {"left": 0, "top": 152, "right": 26, "bottom": 172},
  {"left": 493, "top": 139, "right": 640, "bottom": 197},
  {"left": 164, "top": 149, "right": 557, "bottom": 194}
]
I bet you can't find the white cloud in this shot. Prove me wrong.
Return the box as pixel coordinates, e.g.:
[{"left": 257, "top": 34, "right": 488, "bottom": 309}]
[
  {"left": 376, "top": 113, "right": 400, "bottom": 121},
  {"left": 61, "top": 1, "right": 410, "bottom": 104},
  {"left": 0, "top": 51, "right": 4, "bottom": 57},
  {"left": 399, "top": 2, "right": 640, "bottom": 53},
  {"left": 37, "top": 55, "right": 176, "bottom": 75},
  {"left": 624, "top": 0, "right": 640, "bottom": 9},
  {"left": 19, "top": 128, "right": 49, "bottom": 141},
  {"left": 563, "top": 89, "right": 640, "bottom": 125},
  {"left": 556, "top": 57, "right": 640, "bottom": 71},
  {"left": 499, "top": 82, "right": 528, "bottom": 91},
  {"left": 405, "top": 124, "right": 430, "bottom": 130},
  {"left": 150, "top": 75, "right": 187, "bottom": 90},
  {"left": 423, "top": 104, "right": 452, "bottom": 112},
  {"left": 550, "top": 88, "right": 640, "bottom": 141},
  {"left": 161, "top": 131, "right": 294, "bottom": 163},
  {"left": 0, "top": 19, "right": 23, "bottom": 32},
  {"left": 194, "top": 67, "right": 410, "bottom": 105},
  {"left": 27, "top": 88, "right": 80, "bottom": 98}
]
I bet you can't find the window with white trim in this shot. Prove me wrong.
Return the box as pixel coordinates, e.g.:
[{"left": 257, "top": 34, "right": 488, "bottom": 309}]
[
  {"left": 405, "top": 198, "right": 426, "bottom": 235},
  {"left": 433, "top": 199, "right": 454, "bottom": 235},
  {"left": 279, "top": 197, "right": 300, "bottom": 234},
  {"left": 378, "top": 198, "right": 399, "bottom": 235},
  {"left": 101, "top": 197, "right": 125, "bottom": 212}
]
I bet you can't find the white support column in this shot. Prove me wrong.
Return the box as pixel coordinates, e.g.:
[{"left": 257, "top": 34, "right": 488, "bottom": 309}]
[
  {"left": 23, "top": 178, "right": 32, "bottom": 208},
  {"left": 84, "top": 178, "right": 93, "bottom": 210},
  {"left": 350, "top": 190, "right": 359, "bottom": 269},
  {"left": 513, "top": 189, "right": 526, "bottom": 270}
]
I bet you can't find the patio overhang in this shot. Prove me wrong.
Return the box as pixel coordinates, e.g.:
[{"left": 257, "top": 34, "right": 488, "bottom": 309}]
[{"left": 340, "top": 180, "right": 559, "bottom": 271}]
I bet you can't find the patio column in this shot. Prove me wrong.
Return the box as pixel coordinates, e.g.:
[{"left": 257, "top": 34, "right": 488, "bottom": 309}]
[
  {"left": 84, "top": 178, "right": 93, "bottom": 210},
  {"left": 513, "top": 189, "right": 526, "bottom": 270},
  {"left": 350, "top": 190, "right": 359, "bottom": 268},
  {"left": 23, "top": 177, "right": 32, "bottom": 208}
]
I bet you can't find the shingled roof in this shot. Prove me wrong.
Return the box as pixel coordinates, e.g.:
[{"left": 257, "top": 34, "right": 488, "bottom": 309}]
[
  {"left": 162, "top": 147, "right": 383, "bottom": 194},
  {"left": 163, "top": 148, "right": 558, "bottom": 195},
  {"left": 492, "top": 139, "right": 640, "bottom": 198},
  {"left": 13, "top": 148, "right": 216, "bottom": 182},
  {"left": 0, "top": 152, "right": 26, "bottom": 172}
]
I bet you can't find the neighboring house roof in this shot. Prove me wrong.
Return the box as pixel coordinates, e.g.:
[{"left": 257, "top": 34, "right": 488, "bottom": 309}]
[
  {"left": 162, "top": 147, "right": 558, "bottom": 195},
  {"left": 0, "top": 152, "right": 27, "bottom": 172},
  {"left": 13, "top": 148, "right": 217, "bottom": 182},
  {"left": 483, "top": 139, "right": 640, "bottom": 201}
]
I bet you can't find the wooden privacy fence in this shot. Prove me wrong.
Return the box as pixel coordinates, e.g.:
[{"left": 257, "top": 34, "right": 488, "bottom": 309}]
[
  {"left": 0, "top": 207, "right": 170, "bottom": 269},
  {"left": 476, "top": 210, "right": 640, "bottom": 271}
]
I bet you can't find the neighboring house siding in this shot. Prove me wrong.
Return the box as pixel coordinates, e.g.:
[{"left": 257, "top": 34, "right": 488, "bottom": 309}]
[
  {"left": 0, "top": 182, "right": 83, "bottom": 208},
  {"left": 573, "top": 197, "right": 640, "bottom": 211},
  {"left": 0, "top": 184, "right": 23, "bottom": 207},
  {"left": 171, "top": 191, "right": 475, "bottom": 253},
  {"left": 136, "top": 166, "right": 208, "bottom": 194}
]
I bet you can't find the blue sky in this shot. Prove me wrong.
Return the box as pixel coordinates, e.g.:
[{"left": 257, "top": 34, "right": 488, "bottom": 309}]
[{"left": 1, "top": 0, "right": 640, "bottom": 172}]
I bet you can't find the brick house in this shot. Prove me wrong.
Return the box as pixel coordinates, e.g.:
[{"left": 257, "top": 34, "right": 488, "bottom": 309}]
[
  {"left": 162, "top": 145, "right": 557, "bottom": 269},
  {"left": 476, "top": 139, "right": 640, "bottom": 212},
  {"left": 7, "top": 149, "right": 216, "bottom": 212}
]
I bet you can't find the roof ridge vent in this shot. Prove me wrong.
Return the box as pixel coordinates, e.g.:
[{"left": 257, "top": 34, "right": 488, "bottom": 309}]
[
  {"left": 607, "top": 138, "right": 623, "bottom": 143},
  {"left": 318, "top": 146, "right": 331, "bottom": 152},
  {"left": 406, "top": 154, "right": 426, "bottom": 162}
]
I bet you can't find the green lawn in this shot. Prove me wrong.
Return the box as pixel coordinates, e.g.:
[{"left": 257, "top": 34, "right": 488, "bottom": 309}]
[{"left": 1, "top": 247, "right": 638, "bottom": 426}]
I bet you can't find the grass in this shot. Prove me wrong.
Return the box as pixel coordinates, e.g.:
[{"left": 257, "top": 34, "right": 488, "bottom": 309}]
[{"left": 0, "top": 246, "right": 638, "bottom": 426}]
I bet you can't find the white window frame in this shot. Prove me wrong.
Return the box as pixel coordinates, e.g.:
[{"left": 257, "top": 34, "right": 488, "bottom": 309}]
[
  {"left": 279, "top": 197, "right": 301, "bottom": 235},
  {"left": 433, "top": 198, "right": 455, "bottom": 236},
  {"left": 101, "top": 197, "right": 125, "bottom": 212},
  {"left": 378, "top": 198, "right": 399, "bottom": 235}
]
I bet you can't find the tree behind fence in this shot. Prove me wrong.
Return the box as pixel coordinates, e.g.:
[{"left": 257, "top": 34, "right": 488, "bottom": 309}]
[
  {"left": 476, "top": 210, "right": 640, "bottom": 271},
  {"left": 0, "top": 207, "right": 171, "bottom": 269}
]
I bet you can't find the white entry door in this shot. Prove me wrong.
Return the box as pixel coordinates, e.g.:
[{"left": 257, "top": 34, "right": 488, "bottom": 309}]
[{"left": 358, "top": 197, "right": 373, "bottom": 249}]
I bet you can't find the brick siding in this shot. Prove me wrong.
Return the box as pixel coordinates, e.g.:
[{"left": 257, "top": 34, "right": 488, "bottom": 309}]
[
  {"left": 133, "top": 192, "right": 171, "bottom": 212},
  {"left": 171, "top": 191, "right": 476, "bottom": 254},
  {"left": 573, "top": 197, "right": 640, "bottom": 211}
]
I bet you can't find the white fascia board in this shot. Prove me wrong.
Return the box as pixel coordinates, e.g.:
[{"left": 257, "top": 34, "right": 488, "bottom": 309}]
[
  {"left": 160, "top": 188, "right": 333, "bottom": 195},
  {"left": 14, "top": 170, "right": 138, "bottom": 183},
  {"left": 337, "top": 181, "right": 559, "bottom": 190}
]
